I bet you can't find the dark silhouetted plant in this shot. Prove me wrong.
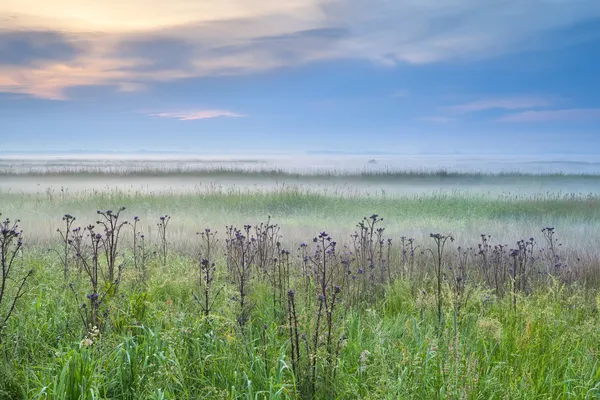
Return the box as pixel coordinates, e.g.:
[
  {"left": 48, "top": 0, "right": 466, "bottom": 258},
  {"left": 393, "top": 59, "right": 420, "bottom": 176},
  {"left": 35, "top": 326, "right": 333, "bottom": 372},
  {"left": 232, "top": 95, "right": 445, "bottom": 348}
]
[
  {"left": 194, "top": 228, "right": 222, "bottom": 317},
  {"left": 254, "top": 216, "right": 281, "bottom": 281},
  {"left": 226, "top": 225, "right": 257, "bottom": 333},
  {"left": 429, "top": 233, "right": 454, "bottom": 330},
  {"left": 130, "top": 216, "right": 149, "bottom": 286},
  {"left": 0, "top": 215, "right": 32, "bottom": 339},
  {"left": 269, "top": 243, "right": 290, "bottom": 321},
  {"left": 69, "top": 224, "right": 117, "bottom": 331},
  {"left": 400, "top": 236, "right": 418, "bottom": 280},
  {"left": 157, "top": 215, "right": 170, "bottom": 267},
  {"left": 476, "top": 234, "right": 492, "bottom": 287},
  {"left": 96, "top": 207, "right": 127, "bottom": 285},
  {"left": 302, "top": 231, "right": 345, "bottom": 396},
  {"left": 56, "top": 213, "right": 76, "bottom": 279},
  {"left": 449, "top": 246, "right": 473, "bottom": 320},
  {"left": 541, "top": 227, "right": 569, "bottom": 282},
  {"left": 491, "top": 243, "right": 509, "bottom": 296}
]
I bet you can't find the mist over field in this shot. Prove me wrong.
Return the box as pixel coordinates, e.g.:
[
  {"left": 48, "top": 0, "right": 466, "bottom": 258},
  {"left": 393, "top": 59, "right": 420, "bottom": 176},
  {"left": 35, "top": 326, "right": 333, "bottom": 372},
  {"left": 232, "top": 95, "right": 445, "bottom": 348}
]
[{"left": 2, "top": 153, "right": 600, "bottom": 196}]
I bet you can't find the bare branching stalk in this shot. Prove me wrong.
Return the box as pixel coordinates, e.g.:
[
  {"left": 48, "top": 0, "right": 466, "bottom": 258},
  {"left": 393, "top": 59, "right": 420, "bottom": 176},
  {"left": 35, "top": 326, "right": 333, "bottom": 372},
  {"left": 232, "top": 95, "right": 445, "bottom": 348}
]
[
  {"left": 352, "top": 214, "right": 390, "bottom": 300},
  {"left": 157, "top": 215, "right": 170, "bottom": 267},
  {"left": 226, "top": 225, "right": 257, "bottom": 333},
  {"left": 194, "top": 228, "right": 223, "bottom": 317},
  {"left": 400, "top": 236, "right": 419, "bottom": 280},
  {"left": 56, "top": 214, "right": 76, "bottom": 279},
  {"left": 0, "top": 216, "right": 32, "bottom": 339},
  {"left": 96, "top": 207, "right": 127, "bottom": 285},
  {"left": 491, "top": 243, "right": 508, "bottom": 296},
  {"left": 254, "top": 216, "right": 281, "bottom": 282},
  {"left": 130, "top": 216, "right": 149, "bottom": 285},
  {"left": 69, "top": 224, "right": 117, "bottom": 331},
  {"left": 429, "top": 233, "right": 454, "bottom": 331},
  {"left": 450, "top": 246, "right": 471, "bottom": 319}
]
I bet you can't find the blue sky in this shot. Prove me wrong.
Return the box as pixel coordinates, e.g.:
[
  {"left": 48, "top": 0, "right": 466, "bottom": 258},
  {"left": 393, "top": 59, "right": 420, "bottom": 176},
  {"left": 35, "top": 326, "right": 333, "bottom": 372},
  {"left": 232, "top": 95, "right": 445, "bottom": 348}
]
[{"left": 1, "top": 0, "right": 600, "bottom": 154}]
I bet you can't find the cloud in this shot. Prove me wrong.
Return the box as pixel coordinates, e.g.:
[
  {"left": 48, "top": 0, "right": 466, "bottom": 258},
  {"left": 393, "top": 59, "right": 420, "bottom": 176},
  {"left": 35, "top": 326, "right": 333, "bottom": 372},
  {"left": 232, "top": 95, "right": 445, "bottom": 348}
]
[
  {"left": 419, "top": 116, "right": 456, "bottom": 123},
  {"left": 1, "top": 0, "right": 600, "bottom": 98},
  {"left": 0, "top": 30, "right": 80, "bottom": 65},
  {"left": 391, "top": 90, "right": 410, "bottom": 98},
  {"left": 115, "top": 37, "right": 196, "bottom": 72},
  {"left": 499, "top": 108, "right": 600, "bottom": 122},
  {"left": 148, "top": 110, "right": 245, "bottom": 121},
  {"left": 447, "top": 96, "right": 555, "bottom": 114},
  {"left": 117, "top": 82, "right": 147, "bottom": 92}
]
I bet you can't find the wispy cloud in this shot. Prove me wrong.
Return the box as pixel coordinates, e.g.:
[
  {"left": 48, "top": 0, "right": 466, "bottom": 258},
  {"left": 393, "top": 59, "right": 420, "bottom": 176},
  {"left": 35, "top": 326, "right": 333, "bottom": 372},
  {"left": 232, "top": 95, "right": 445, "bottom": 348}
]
[
  {"left": 419, "top": 116, "right": 456, "bottom": 123},
  {"left": 499, "top": 108, "right": 600, "bottom": 122},
  {"left": 148, "top": 110, "right": 244, "bottom": 121},
  {"left": 1, "top": 0, "right": 600, "bottom": 99},
  {"left": 447, "top": 96, "right": 555, "bottom": 114},
  {"left": 391, "top": 90, "right": 410, "bottom": 98}
]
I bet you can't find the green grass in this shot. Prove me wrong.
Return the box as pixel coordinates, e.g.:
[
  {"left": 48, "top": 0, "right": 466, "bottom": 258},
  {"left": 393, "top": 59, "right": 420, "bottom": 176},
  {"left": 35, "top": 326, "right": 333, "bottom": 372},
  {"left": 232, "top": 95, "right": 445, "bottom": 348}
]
[
  {"left": 2, "top": 252, "right": 600, "bottom": 399},
  {"left": 1, "top": 183, "right": 600, "bottom": 398}
]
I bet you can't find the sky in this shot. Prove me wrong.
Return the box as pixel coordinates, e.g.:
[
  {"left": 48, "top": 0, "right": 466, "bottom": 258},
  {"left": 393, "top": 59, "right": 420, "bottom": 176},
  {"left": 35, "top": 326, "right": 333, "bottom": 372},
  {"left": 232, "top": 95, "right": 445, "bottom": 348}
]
[{"left": 1, "top": 0, "right": 600, "bottom": 155}]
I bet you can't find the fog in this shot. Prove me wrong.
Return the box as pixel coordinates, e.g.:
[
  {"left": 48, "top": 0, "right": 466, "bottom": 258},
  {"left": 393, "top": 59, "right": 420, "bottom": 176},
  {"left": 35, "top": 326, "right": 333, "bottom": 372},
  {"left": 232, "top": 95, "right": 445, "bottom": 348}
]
[{"left": 1, "top": 153, "right": 599, "bottom": 196}]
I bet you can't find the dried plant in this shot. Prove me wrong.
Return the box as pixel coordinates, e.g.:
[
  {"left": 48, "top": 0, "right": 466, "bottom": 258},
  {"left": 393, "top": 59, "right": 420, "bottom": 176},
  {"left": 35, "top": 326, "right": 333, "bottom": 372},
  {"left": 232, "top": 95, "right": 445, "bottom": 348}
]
[
  {"left": 429, "top": 233, "right": 454, "bottom": 330},
  {"left": 157, "top": 215, "right": 171, "bottom": 267},
  {"left": 225, "top": 225, "right": 258, "bottom": 333},
  {"left": 400, "top": 236, "right": 418, "bottom": 279},
  {"left": 476, "top": 234, "right": 492, "bottom": 287},
  {"left": 253, "top": 216, "right": 281, "bottom": 281},
  {"left": 352, "top": 214, "right": 382, "bottom": 288},
  {"left": 541, "top": 227, "right": 569, "bottom": 282},
  {"left": 130, "top": 216, "right": 149, "bottom": 286},
  {"left": 96, "top": 207, "right": 128, "bottom": 284},
  {"left": 56, "top": 214, "right": 76, "bottom": 279},
  {"left": 491, "top": 243, "right": 509, "bottom": 296},
  {"left": 69, "top": 225, "right": 117, "bottom": 330},
  {"left": 0, "top": 216, "right": 32, "bottom": 339},
  {"left": 270, "top": 243, "right": 290, "bottom": 321},
  {"left": 509, "top": 237, "right": 536, "bottom": 310},
  {"left": 449, "top": 246, "right": 473, "bottom": 320},
  {"left": 194, "top": 228, "right": 223, "bottom": 317},
  {"left": 301, "top": 232, "right": 345, "bottom": 396}
]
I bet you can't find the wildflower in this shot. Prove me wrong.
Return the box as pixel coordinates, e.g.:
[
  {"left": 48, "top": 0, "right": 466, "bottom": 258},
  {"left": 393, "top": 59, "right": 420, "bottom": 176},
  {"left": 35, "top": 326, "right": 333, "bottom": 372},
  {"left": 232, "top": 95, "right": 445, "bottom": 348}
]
[
  {"left": 86, "top": 293, "right": 99, "bottom": 301},
  {"left": 80, "top": 338, "right": 93, "bottom": 347}
]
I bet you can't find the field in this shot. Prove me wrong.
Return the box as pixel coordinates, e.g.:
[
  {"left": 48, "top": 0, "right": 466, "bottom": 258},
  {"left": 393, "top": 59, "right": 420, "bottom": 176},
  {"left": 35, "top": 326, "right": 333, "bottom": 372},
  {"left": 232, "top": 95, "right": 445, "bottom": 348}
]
[{"left": 1, "top": 163, "right": 600, "bottom": 399}]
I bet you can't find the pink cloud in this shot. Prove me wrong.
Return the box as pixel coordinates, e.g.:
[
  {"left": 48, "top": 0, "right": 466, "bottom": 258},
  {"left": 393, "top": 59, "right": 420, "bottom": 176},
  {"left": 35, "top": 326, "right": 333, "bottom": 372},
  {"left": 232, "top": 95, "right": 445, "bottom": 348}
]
[
  {"left": 499, "top": 108, "right": 600, "bottom": 122},
  {"left": 447, "top": 96, "right": 555, "bottom": 114},
  {"left": 148, "top": 110, "right": 244, "bottom": 121}
]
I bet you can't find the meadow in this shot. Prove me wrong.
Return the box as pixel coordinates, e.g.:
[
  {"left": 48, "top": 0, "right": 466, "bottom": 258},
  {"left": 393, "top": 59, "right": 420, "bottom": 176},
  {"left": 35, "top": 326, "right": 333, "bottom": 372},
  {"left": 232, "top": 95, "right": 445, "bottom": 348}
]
[{"left": 1, "top": 165, "right": 600, "bottom": 399}]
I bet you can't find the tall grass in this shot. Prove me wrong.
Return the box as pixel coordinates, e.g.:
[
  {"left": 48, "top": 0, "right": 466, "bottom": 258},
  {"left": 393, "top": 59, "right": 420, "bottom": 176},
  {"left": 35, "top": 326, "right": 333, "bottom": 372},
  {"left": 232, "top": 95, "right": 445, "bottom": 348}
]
[
  {"left": 1, "top": 182, "right": 600, "bottom": 398},
  {"left": 2, "top": 251, "right": 600, "bottom": 399}
]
